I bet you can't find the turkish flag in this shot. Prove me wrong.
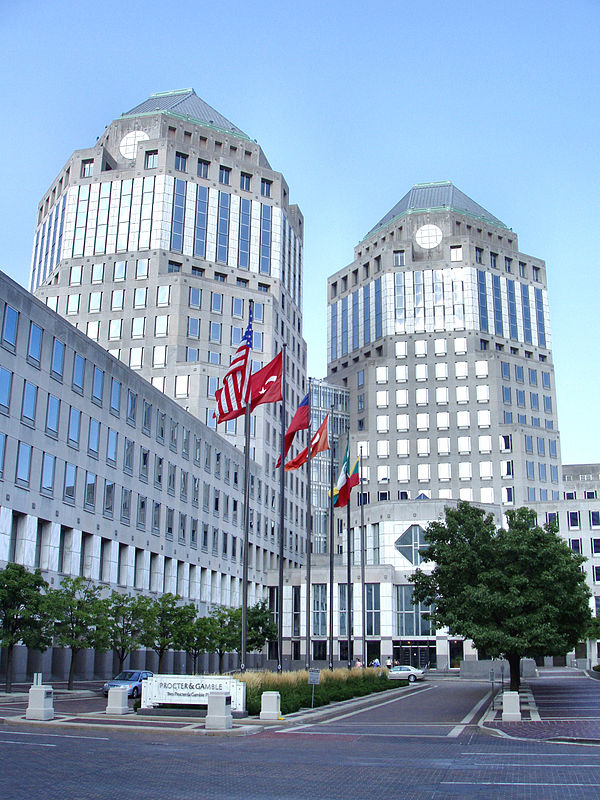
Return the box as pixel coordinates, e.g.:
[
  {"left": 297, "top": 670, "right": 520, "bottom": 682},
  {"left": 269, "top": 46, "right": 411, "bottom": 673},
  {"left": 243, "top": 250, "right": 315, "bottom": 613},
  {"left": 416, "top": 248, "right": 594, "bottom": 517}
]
[
  {"left": 284, "top": 414, "right": 329, "bottom": 471},
  {"left": 248, "top": 352, "right": 283, "bottom": 411},
  {"left": 276, "top": 393, "right": 309, "bottom": 468}
]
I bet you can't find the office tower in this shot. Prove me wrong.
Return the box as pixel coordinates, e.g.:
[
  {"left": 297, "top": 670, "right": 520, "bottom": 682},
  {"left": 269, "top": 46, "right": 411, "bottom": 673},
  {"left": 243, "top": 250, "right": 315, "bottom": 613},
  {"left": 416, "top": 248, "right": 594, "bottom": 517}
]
[
  {"left": 30, "top": 89, "right": 308, "bottom": 568},
  {"left": 327, "top": 181, "right": 561, "bottom": 511}
]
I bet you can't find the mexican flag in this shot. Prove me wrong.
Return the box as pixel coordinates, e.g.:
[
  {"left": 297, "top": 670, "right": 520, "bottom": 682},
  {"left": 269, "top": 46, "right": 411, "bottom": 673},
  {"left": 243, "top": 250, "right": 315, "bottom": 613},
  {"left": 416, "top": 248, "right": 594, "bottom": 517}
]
[{"left": 333, "top": 441, "right": 360, "bottom": 508}]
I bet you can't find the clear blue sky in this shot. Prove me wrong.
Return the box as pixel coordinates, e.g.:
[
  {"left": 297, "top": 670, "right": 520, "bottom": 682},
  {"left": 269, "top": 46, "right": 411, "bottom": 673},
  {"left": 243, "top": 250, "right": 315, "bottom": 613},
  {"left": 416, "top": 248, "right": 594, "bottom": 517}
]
[{"left": 1, "top": 0, "right": 598, "bottom": 464}]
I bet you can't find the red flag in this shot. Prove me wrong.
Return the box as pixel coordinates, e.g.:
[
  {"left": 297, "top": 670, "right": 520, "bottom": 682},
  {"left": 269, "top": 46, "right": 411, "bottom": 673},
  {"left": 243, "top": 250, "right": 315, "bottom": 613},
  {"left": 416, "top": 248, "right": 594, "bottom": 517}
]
[
  {"left": 276, "top": 393, "right": 309, "bottom": 468},
  {"left": 284, "top": 414, "right": 329, "bottom": 472},
  {"left": 214, "top": 312, "right": 253, "bottom": 423},
  {"left": 248, "top": 352, "right": 283, "bottom": 411}
]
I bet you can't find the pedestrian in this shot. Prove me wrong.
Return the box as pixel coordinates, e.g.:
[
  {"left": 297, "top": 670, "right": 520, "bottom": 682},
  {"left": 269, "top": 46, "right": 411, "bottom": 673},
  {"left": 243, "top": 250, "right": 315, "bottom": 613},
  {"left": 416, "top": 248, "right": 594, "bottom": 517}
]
[{"left": 385, "top": 657, "right": 392, "bottom": 669}]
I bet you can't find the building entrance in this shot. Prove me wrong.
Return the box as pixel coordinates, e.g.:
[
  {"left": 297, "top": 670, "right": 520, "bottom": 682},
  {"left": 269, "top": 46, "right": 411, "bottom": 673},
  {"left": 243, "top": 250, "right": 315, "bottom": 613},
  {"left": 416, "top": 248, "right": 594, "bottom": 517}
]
[{"left": 393, "top": 640, "right": 436, "bottom": 669}]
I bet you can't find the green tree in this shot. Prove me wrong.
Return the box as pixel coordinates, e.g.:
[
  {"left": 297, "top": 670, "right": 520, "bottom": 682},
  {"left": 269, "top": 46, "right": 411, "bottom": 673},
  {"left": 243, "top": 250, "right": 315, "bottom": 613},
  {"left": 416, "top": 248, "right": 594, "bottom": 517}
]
[
  {"left": 49, "top": 577, "right": 109, "bottom": 690},
  {"left": 105, "top": 592, "right": 152, "bottom": 673},
  {"left": 0, "top": 564, "right": 52, "bottom": 692},
  {"left": 246, "top": 600, "right": 277, "bottom": 654},
  {"left": 207, "top": 606, "right": 241, "bottom": 674},
  {"left": 179, "top": 607, "right": 213, "bottom": 674},
  {"left": 139, "top": 593, "right": 189, "bottom": 672},
  {"left": 410, "top": 503, "right": 591, "bottom": 691}
]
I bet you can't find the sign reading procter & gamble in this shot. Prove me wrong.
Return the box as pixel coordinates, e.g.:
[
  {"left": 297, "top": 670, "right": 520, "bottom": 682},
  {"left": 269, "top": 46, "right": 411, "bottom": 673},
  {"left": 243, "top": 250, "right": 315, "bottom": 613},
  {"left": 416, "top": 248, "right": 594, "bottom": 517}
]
[{"left": 141, "top": 674, "right": 246, "bottom": 712}]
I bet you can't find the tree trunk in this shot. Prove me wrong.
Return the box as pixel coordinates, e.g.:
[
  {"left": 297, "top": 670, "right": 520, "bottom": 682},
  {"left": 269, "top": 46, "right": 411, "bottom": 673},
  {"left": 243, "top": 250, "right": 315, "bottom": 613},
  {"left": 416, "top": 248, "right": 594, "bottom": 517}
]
[
  {"left": 508, "top": 652, "right": 521, "bottom": 692},
  {"left": 67, "top": 648, "right": 78, "bottom": 690},
  {"left": 158, "top": 650, "right": 165, "bottom": 673},
  {"left": 5, "top": 644, "right": 14, "bottom": 693},
  {"left": 218, "top": 651, "right": 223, "bottom": 674},
  {"left": 117, "top": 650, "right": 125, "bottom": 672}
]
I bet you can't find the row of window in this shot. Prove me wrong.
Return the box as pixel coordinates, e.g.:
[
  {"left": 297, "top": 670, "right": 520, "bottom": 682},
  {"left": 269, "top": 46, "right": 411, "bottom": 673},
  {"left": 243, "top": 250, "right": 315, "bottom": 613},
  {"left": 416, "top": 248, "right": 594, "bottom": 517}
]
[{"left": 168, "top": 150, "right": 272, "bottom": 197}]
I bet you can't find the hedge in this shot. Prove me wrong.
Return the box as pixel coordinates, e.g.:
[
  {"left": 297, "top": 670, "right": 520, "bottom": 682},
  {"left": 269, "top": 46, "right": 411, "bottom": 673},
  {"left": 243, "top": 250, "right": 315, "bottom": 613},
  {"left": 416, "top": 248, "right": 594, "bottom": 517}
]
[{"left": 237, "top": 668, "right": 404, "bottom": 715}]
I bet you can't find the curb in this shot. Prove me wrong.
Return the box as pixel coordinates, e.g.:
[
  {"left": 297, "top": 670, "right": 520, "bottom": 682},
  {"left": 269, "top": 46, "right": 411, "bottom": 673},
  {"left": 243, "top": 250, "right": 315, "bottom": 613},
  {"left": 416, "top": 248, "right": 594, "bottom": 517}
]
[{"left": 3, "top": 713, "right": 263, "bottom": 737}]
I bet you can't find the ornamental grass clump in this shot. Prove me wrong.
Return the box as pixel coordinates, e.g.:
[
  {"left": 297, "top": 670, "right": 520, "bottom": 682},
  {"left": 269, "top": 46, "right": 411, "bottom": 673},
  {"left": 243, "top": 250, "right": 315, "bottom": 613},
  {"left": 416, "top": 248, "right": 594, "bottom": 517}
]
[{"left": 235, "top": 668, "right": 400, "bottom": 715}]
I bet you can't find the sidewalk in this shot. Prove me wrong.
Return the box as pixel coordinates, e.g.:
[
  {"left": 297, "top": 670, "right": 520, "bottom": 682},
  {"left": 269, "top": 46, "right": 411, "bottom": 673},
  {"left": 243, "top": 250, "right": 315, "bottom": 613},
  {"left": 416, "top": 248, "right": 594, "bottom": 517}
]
[{"left": 482, "top": 670, "right": 600, "bottom": 743}]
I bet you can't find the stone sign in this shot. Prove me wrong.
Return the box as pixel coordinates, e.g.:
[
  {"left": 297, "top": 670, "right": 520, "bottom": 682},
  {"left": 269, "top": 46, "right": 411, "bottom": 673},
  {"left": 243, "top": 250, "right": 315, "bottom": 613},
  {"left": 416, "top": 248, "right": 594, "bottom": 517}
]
[{"left": 141, "top": 674, "right": 246, "bottom": 712}]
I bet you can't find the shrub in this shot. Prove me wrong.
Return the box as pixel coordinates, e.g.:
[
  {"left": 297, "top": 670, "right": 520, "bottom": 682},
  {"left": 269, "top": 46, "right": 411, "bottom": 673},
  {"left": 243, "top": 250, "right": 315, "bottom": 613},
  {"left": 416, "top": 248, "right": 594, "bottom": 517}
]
[
  {"left": 593, "top": 665, "right": 600, "bottom": 672},
  {"left": 236, "top": 668, "right": 403, "bottom": 716}
]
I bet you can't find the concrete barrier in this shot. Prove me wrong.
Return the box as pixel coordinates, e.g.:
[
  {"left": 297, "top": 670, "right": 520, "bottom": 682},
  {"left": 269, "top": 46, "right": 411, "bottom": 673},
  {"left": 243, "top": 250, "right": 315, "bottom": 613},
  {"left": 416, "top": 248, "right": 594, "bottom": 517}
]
[
  {"left": 205, "top": 692, "right": 233, "bottom": 730},
  {"left": 107, "top": 686, "right": 130, "bottom": 715},
  {"left": 26, "top": 685, "right": 54, "bottom": 720},
  {"left": 260, "top": 691, "right": 282, "bottom": 721},
  {"left": 502, "top": 691, "right": 521, "bottom": 722}
]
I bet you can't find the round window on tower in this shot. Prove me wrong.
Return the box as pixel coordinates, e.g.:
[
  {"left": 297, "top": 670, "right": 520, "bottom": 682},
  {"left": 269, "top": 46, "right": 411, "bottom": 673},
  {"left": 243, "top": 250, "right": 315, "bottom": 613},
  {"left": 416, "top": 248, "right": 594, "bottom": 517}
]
[
  {"left": 119, "top": 131, "right": 150, "bottom": 160},
  {"left": 415, "top": 224, "right": 443, "bottom": 250}
]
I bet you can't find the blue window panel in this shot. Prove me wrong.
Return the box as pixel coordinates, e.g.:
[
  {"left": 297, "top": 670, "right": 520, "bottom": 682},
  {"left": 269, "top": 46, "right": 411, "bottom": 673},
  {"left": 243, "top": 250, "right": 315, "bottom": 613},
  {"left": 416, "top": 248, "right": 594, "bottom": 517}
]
[
  {"left": 549, "top": 439, "right": 557, "bottom": 458},
  {"left": 521, "top": 284, "right": 532, "bottom": 344},
  {"left": 374, "top": 277, "right": 382, "bottom": 340},
  {"left": 394, "top": 272, "right": 405, "bottom": 326},
  {"left": 217, "top": 192, "right": 230, "bottom": 264},
  {"left": 492, "top": 274, "right": 503, "bottom": 336},
  {"left": 259, "top": 204, "right": 271, "bottom": 274},
  {"left": 238, "top": 198, "right": 251, "bottom": 269},
  {"left": 543, "top": 395, "right": 552, "bottom": 413},
  {"left": 352, "top": 291, "right": 359, "bottom": 351},
  {"left": 503, "top": 386, "right": 512, "bottom": 404},
  {"left": 363, "top": 284, "right": 370, "bottom": 345},
  {"left": 477, "top": 270, "right": 489, "bottom": 333},
  {"left": 330, "top": 302, "right": 338, "bottom": 361},
  {"left": 504, "top": 410, "right": 513, "bottom": 423},
  {"left": 413, "top": 271, "right": 424, "bottom": 330},
  {"left": 501, "top": 361, "right": 510, "bottom": 380},
  {"left": 507, "top": 279, "right": 518, "bottom": 339},
  {"left": 535, "top": 288, "right": 546, "bottom": 347},
  {"left": 341, "top": 296, "right": 348, "bottom": 356},
  {"left": 194, "top": 185, "right": 208, "bottom": 258},
  {"left": 55, "top": 195, "right": 67, "bottom": 272},
  {"left": 170, "top": 179, "right": 186, "bottom": 252}
]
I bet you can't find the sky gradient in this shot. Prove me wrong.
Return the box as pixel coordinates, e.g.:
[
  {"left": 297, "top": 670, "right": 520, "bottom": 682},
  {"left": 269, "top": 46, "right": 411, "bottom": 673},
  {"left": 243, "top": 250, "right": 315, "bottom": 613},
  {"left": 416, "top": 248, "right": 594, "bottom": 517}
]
[{"left": 1, "top": 0, "right": 598, "bottom": 463}]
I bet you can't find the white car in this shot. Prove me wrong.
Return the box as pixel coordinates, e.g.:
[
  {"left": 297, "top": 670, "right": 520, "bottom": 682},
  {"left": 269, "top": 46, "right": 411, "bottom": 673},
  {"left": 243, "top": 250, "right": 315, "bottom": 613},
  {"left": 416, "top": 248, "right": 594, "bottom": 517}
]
[{"left": 387, "top": 665, "right": 425, "bottom": 682}]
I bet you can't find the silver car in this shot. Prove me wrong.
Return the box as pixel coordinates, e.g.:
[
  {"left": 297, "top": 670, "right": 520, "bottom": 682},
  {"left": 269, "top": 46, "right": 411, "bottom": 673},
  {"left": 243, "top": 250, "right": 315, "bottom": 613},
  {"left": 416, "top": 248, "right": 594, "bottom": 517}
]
[
  {"left": 387, "top": 665, "right": 425, "bottom": 683},
  {"left": 102, "top": 670, "right": 153, "bottom": 698}
]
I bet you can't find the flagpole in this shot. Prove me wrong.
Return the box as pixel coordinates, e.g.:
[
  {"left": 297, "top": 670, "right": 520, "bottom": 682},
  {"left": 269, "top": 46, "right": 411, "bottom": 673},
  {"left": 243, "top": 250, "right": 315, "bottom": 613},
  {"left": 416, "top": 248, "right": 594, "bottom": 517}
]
[
  {"left": 360, "top": 448, "right": 366, "bottom": 667},
  {"left": 305, "top": 378, "right": 312, "bottom": 670},
  {"left": 346, "top": 473, "right": 352, "bottom": 670},
  {"left": 240, "top": 299, "right": 254, "bottom": 673},
  {"left": 328, "top": 403, "right": 335, "bottom": 672},
  {"left": 240, "top": 402, "right": 251, "bottom": 673},
  {"left": 277, "top": 343, "right": 287, "bottom": 673}
]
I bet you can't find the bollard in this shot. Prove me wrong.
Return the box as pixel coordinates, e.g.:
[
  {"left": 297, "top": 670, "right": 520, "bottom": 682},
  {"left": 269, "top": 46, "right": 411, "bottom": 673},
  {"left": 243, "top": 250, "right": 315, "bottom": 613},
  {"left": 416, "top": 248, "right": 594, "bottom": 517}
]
[
  {"left": 26, "top": 685, "right": 54, "bottom": 720},
  {"left": 107, "top": 686, "right": 130, "bottom": 715},
  {"left": 205, "top": 692, "right": 233, "bottom": 730},
  {"left": 502, "top": 690, "right": 522, "bottom": 721},
  {"left": 260, "top": 691, "right": 283, "bottom": 721}
]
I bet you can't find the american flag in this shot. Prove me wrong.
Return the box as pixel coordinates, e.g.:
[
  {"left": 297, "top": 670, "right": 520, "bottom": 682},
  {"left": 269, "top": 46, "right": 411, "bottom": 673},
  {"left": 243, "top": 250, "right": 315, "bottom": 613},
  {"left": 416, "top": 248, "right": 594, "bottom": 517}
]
[{"left": 214, "top": 307, "right": 253, "bottom": 423}]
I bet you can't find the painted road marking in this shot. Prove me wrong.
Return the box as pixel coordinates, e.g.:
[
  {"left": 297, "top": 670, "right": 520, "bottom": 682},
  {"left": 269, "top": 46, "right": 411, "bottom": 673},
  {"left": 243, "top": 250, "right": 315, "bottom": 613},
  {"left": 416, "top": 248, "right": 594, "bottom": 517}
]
[
  {"left": 0, "top": 730, "right": 109, "bottom": 741},
  {"left": 0, "top": 740, "right": 56, "bottom": 747},
  {"left": 448, "top": 691, "right": 491, "bottom": 737}
]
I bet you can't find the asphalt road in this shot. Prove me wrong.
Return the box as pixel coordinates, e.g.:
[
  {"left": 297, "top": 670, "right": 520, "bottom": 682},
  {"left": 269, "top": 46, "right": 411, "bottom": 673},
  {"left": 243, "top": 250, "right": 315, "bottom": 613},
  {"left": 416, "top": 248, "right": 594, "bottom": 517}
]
[{"left": 3, "top": 678, "right": 600, "bottom": 799}]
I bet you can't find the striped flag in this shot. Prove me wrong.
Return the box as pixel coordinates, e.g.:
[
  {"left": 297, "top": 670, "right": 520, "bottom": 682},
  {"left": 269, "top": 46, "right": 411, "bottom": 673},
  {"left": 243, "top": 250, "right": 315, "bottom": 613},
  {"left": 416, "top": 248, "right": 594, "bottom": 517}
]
[
  {"left": 214, "top": 309, "right": 253, "bottom": 423},
  {"left": 333, "top": 440, "right": 360, "bottom": 508}
]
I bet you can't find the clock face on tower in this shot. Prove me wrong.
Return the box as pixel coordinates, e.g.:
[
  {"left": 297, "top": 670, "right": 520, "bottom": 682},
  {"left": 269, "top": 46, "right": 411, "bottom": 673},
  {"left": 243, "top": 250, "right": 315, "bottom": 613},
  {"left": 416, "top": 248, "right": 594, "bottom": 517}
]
[
  {"left": 415, "top": 224, "right": 443, "bottom": 249},
  {"left": 119, "top": 131, "right": 150, "bottom": 159}
]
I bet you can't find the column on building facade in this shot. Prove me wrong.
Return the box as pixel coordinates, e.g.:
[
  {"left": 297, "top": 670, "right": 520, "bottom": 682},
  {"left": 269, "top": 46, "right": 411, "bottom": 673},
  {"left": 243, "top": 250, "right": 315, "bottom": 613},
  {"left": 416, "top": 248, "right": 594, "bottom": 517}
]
[
  {"left": 16, "top": 515, "right": 39, "bottom": 568},
  {"left": 0, "top": 506, "right": 12, "bottom": 562},
  {"left": 41, "top": 522, "right": 61, "bottom": 573},
  {"left": 67, "top": 529, "right": 82, "bottom": 577},
  {"left": 106, "top": 539, "right": 118, "bottom": 585}
]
